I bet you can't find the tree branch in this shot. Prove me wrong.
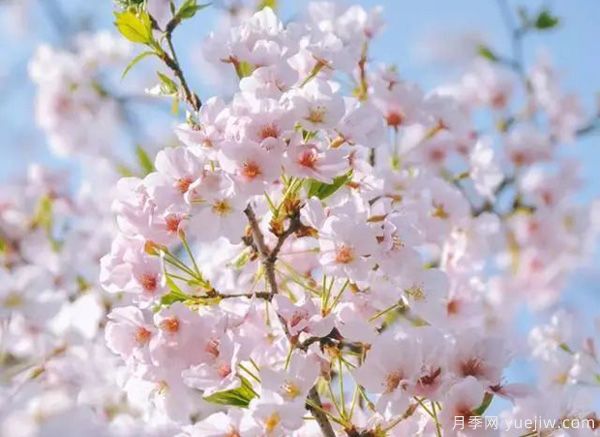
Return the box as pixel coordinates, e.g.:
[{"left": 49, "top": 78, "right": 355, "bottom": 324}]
[
  {"left": 308, "top": 386, "right": 338, "bottom": 437},
  {"left": 244, "top": 203, "right": 337, "bottom": 436},
  {"left": 148, "top": 14, "right": 202, "bottom": 111}
]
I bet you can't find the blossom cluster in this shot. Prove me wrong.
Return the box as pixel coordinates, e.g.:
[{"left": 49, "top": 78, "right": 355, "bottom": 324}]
[
  {"left": 2, "top": 1, "right": 600, "bottom": 436},
  {"left": 0, "top": 33, "right": 174, "bottom": 436},
  {"left": 98, "top": 3, "right": 600, "bottom": 437},
  {"left": 29, "top": 32, "right": 131, "bottom": 157}
]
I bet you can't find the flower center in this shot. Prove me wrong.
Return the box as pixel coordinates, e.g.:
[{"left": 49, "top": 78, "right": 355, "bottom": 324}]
[
  {"left": 405, "top": 285, "right": 425, "bottom": 301},
  {"left": 265, "top": 412, "right": 281, "bottom": 432},
  {"left": 212, "top": 199, "right": 232, "bottom": 216},
  {"left": 176, "top": 177, "right": 192, "bottom": 194},
  {"left": 159, "top": 317, "right": 180, "bottom": 333},
  {"left": 418, "top": 367, "right": 441, "bottom": 386},
  {"left": 447, "top": 299, "right": 460, "bottom": 315},
  {"left": 289, "top": 309, "right": 309, "bottom": 328},
  {"left": 511, "top": 150, "right": 527, "bottom": 167},
  {"left": 431, "top": 202, "right": 449, "bottom": 219},
  {"left": 306, "top": 106, "right": 326, "bottom": 124},
  {"left": 259, "top": 123, "right": 280, "bottom": 140},
  {"left": 282, "top": 381, "right": 301, "bottom": 399},
  {"left": 217, "top": 362, "right": 232, "bottom": 378},
  {"left": 491, "top": 92, "right": 507, "bottom": 109},
  {"left": 384, "top": 371, "right": 403, "bottom": 393},
  {"left": 135, "top": 327, "right": 152, "bottom": 345},
  {"left": 460, "top": 357, "right": 484, "bottom": 378},
  {"left": 3, "top": 292, "right": 23, "bottom": 309},
  {"left": 429, "top": 148, "right": 446, "bottom": 163},
  {"left": 139, "top": 274, "right": 157, "bottom": 293},
  {"left": 241, "top": 161, "right": 262, "bottom": 180},
  {"left": 386, "top": 111, "right": 404, "bottom": 128},
  {"left": 335, "top": 245, "right": 355, "bottom": 264},
  {"left": 165, "top": 214, "right": 182, "bottom": 233},
  {"left": 297, "top": 148, "right": 318, "bottom": 169},
  {"left": 205, "top": 338, "right": 220, "bottom": 358}
]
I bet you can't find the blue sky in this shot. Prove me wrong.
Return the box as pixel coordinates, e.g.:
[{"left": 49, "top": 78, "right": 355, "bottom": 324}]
[{"left": 2, "top": 0, "right": 599, "bottom": 195}]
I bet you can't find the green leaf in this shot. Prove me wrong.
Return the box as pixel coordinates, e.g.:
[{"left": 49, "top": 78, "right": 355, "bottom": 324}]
[
  {"left": 159, "top": 290, "right": 188, "bottom": 306},
  {"left": 230, "top": 248, "right": 252, "bottom": 270},
  {"left": 203, "top": 377, "right": 257, "bottom": 407},
  {"left": 257, "top": 0, "right": 277, "bottom": 10},
  {"left": 114, "top": 10, "right": 153, "bottom": 44},
  {"left": 135, "top": 145, "right": 155, "bottom": 175},
  {"left": 171, "top": 96, "right": 180, "bottom": 115},
  {"left": 473, "top": 392, "right": 494, "bottom": 416},
  {"left": 534, "top": 9, "right": 559, "bottom": 29},
  {"left": 157, "top": 72, "right": 178, "bottom": 95},
  {"left": 116, "top": 163, "right": 134, "bottom": 177},
  {"left": 31, "top": 195, "right": 53, "bottom": 233},
  {"left": 559, "top": 342, "right": 574, "bottom": 354},
  {"left": 234, "top": 61, "right": 255, "bottom": 79},
  {"left": 305, "top": 171, "right": 353, "bottom": 200},
  {"left": 166, "top": 275, "right": 184, "bottom": 295},
  {"left": 153, "top": 277, "right": 190, "bottom": 311},
  {"left": 176, "top": 0, "right": 211, "bottom": 20},
  {"left": 122, "top": 51, "right": 156, "bottom": 79},
  {"left": 477, "top": 45, "right": 498, "bottom": 62}
]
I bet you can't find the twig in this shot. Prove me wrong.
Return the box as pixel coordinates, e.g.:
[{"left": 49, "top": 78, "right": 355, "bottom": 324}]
[
  {"left": 244, "top": 203, "right": 336, "bottom": 436},
  {"left": 307, "top": 386, "right": 338, "bottom": 437},
  {"left": 163, "top": 32, "right": 201, "bottom": 111},
  {"left": 148, "top": 15, "right": 202, "bottom": 111}
]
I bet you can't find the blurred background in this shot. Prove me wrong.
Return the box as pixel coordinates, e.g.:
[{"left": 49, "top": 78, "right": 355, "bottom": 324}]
[
  {"left": 2, "top": 1, "right": 599, "bottom": 192},
  {"left": 1, "top": 0, "right": 599, "bottom": 402}
]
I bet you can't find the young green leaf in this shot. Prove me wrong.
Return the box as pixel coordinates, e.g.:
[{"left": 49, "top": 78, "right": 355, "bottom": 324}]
[
  {"left": 158, "top": 290, "right": 188, "bottom": 307},
  {"left": 203, "top": 377, "right": 257, "bottom": 407},
  {"left": 257, "top": 0, "right": 277, "bottom": 10},
  {"left": 114, "top": 11, "right": 153, "bottom": 44},
  {"left": 135, "top": 145, "right": 155, "bottom": 175},
  {"left": 305, "top": 171, "right": 353, "bottom": 200},
  {"left": 534, "top": 9, "right": 560, "bottom": 30},
  {"left": 234, "top": 61, "right": 255, "bottom": 79},
  {"left": 176, "top": 0, "right": 211, "bottom": 21},
  {"left": 477, "top": 45, "right": 498, "bottom": 62},
  {"left": 122, "top": 51, "right": 156, "bottom": 79},
  {"left": 157, "top": 72, "right": 178, "bottom": 95},
  {"left": 31, "top": 195, "right": 54, "bottom": 233}
]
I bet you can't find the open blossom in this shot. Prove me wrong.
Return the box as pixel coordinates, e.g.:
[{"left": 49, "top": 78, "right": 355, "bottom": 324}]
[
  {"left": 106, "top": 306, "right": 154, "bottom": 364},
  {"left": 218, "top": 141, "right": 282, "bottom": 194},
  {"left": 28, "top": 32, "right": 130, "bottom": 157},
  {"left": 185, "top": 171, "right": 247, "bottom": 243},
  {"left": 353, "top": 332, "right": 421, "bottom": 414},
  {"left": 439, "top": 376, "right": 488, "bottom": 433},
  {"left": 182, "top": 335, "right": 241, "bottom": 396},
  {"left": 260, "top": 351, "right": 320, "bottom": 402},
  {"left": 100, "top": 235, "right": 166, "bottom": 301},
  {"left": 318, "top": 215, "right": 378, "bottom": 281},
  {"left": 283, "top": 135, "right": 348, "bottom": 183},
  {"left": 287, "top": 79, "right": 346, "bottom": 131}
]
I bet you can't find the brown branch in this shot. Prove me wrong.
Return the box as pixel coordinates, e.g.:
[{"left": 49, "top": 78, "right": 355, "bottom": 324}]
[
  {"left": 244, "top": 205, "right": 271, "bottom": 258},
  {"left": 244, "top": 203, "right": 336, "bottom": 436},
  {"left": 163, "top": 33, "right": 201, "bottom": 111},
  {"left": 307, "top": 386, "right": 338, "bottom": 437},
  {"left": 148, "top": 14, "right": 202, "bottom": 112}
]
